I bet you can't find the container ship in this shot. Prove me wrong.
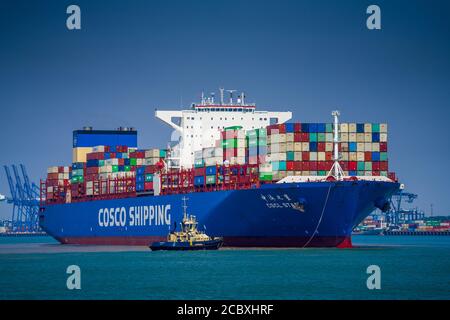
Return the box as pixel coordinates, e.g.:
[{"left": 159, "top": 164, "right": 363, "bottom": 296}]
[{"left": 39, "top": 89, "right": 399, "bottom": 247}]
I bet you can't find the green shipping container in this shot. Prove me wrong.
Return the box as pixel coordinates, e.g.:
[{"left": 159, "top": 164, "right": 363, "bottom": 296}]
[
  {"left": 72, "top": 169, "right": 84, "bottom": 177},
  {"left": 326, "top": 123, "right": 333, "bottom": 133},
  {"left": 71, "top": 176, "right": 84, "bottom": 183},
  {"left": 309, "top": 133, "right": 317, "bottom": 142},
  {"left": 365, "top": 162, "right": 372, "bottom": 171},
  {"left": 130, "top": 158, "right": 137, "bottom": 166},
  {"left": 206, "top": 175, "right": 216, "bottom": 184},
  {"left": 372, "top": 123, "right": 380, "bottom": 132},
  {"left": 259, "top": 172, "right": 273, "bottom": 181},
  {"left": 224, "top": 126, "right": 242, "bottom": 131},
  {"left": 159, "top": 149, "right": 167, "bottom": 158},
  {"left": 98, "top": 160, "right": 105, "bottom": 167},
  {"left": 287, "top": 151, "right": 294, "bottom": 161},
  {"left": 124, "top": 165, "right": 131, "bottom": 172},
  {"left": 145, "top": 174, "right": 153, "bottom": 182},
  {"left": 357, "top": 170, "right": 365, "bottom": 176},
  {"left": 112, "top": 165, "right": 118, "bottom": 173},
  {"left": 318, "top": 170, "right": 326, "bottom": 176},
  {"left": 317, "top": 133, "right": 326, "bottom": 142},
  {"left": 194, "top": 159, "right": 204, "bottom": 168},
  {"left": 222, "top": 139, "right": 238, "bottom": 148},
  {"left": 380, "top": 152, "right": 388, "bottom": 161},
  {"left": 357, "top": 162, "right": 365, "bottom": 171}
]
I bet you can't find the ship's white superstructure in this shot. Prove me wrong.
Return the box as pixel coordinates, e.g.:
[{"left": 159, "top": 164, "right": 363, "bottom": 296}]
[{"left": 155, "top": 89, "right": 292, "bottom": 168}]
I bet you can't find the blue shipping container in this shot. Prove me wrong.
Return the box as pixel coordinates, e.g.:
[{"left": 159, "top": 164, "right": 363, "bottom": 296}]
[{"left": 205, "top": 166, "right": 217, "bottom": 175}]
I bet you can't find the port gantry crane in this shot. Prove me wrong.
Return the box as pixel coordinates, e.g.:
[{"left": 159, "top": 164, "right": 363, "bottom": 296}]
[
  {"left": 386, "top": 186, "right": 425, "bottom": 226},
  {"left": 2, "top": 164, "right": 40, "bottom": 232}
]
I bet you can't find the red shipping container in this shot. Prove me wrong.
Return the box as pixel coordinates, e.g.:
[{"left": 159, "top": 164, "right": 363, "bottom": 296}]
[
  {"left": 109, "top": 152, "right": 116, "bottom": 158},
  {"left": 294, "top": 123, "right": 302, "bottom": 132},
  {"left": 145, "top": 165, "right": 158, "bottom": 174},
  {"left": 302, "top": 152, "right": 310, "bottom": 161},
  {"left": 364, "top": 152, "right": 372, "bottom": 161},
  {"left": 325, "top": 152, "right": 333, "bottom": 161},
  {"left": 339, "top": 161, "right": 348, "bottom": 170},
  {"left": 286, "top": 161, "right": 295, "bottom": 171},
  {"left": 85, "top": 174, "right": 97, "bottom": 181},
  {"left": 47, "top": 173, "right": 59, "bottom": 180},
  {"left": 349, "top": 161, "right": 357, "bottom": 171},
  {"left": 224, "top": 149, "right": 237, "bottom": 158},
  {"left": 302, "top": 161, "right": 310, "bottom": 170},
  {"left": 317, "top": 161, "right": 326, "bottom": 171},
  {"left": 388, "top": 172, "right": 396, "bottom": 180},
  {"left": 294, "top": 133, "right": 302, "bottom": 142},
  {"left": 380, "top": 161, "right": 388, "bottom": 171},
  {"left": 317, "top": 142, "right": 325, "bottom": 152},
  {"left": 372, "top": 171, "right": 380, "bottom": 176},
  {"left": 380, "top": 142, "right": 387, "bottom": 152},
  {"left": 144, "top": 182, "right": 153, "bottom": 191},
  {"left": 294, "top": 161, "right": 302, "bottom": 170},
  {"left": 300, "top": 133, "right": 309, "bottom": 142},
  {"left": 372, "top": 161, "right": 380, "bottom": 171},
  {"left": 194, "top": 167, "right": 206, "bottom": 176},
  {"left": 118, "top": 159, "right": 125, "bottom": 166},
  {"left": 86, "top": 167, "right": 99, "bottom": 175},
  {"left": 277, "top": 124, "right": 286, "bottom": 134},
  {"left": 309, "top": 161, "right": 318, "bottom": 171}
]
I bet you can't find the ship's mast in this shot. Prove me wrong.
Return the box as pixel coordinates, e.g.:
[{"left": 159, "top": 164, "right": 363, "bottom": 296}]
[{"left": 327, "top": 110, "right": 345, "bottom": 180}]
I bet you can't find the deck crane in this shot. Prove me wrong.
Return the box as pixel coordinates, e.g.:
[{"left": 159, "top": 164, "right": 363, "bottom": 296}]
[{"left": 386, "top": 185, "right": 425, "bottom": 226}]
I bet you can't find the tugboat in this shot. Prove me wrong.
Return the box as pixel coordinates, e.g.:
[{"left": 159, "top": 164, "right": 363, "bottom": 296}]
[{"left": 149, "top": 197, "right": 223, "bottom": 251}]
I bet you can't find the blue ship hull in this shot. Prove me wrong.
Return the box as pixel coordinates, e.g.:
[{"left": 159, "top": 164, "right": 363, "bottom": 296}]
[{"left": 39, "top": 180, "right": 399, "bottom": 247}]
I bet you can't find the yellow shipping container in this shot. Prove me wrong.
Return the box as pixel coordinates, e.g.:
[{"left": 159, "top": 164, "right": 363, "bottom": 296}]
[
  {"left": 364, "top": 133, "right": 372, "bottom": 142},
  {"left": 357, "top": 143, "right": 365, "bottom": 152},
  {"left": 364, "top": 123, "right": 372, "bottom": 132},
  {"left": 294, "top": 142, "right": 302, "bottom": 151},
  {"left": 325, "top": 142, "right": 333, "bottom": 152},
  {"left": 286, "top": 133, "right": 294, "bottom": 142},
  {"left": 72, "top": 147, "right": 93, "bottom": 163},
  {"left": 349, "top": 152, "right": 357, "bottom": 161},
  {"left": 340, "top": 133, "right": 349, "bottom": 142}
]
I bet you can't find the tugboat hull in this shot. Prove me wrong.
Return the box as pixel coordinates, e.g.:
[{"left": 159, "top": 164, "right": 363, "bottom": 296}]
[{"left": 149, "top": 239, "right": 223, "bottom": 251}]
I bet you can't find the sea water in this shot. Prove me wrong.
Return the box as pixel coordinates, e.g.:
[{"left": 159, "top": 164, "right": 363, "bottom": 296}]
[{"left": 0, "top": 235, "right": 449, "bottom": 299}]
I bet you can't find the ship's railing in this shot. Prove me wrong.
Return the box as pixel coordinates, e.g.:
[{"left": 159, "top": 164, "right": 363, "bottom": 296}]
[
  {"left": 41, "top": 177, "right": 136, "bottom": 206},
  {"left": 160, "top": 164, "right": 261, "bottom": 195}
]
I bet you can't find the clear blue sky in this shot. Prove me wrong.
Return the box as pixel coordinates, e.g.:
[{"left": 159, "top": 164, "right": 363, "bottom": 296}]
[{"left": 0, "top": 0, "right": 449, "bottom": 218}]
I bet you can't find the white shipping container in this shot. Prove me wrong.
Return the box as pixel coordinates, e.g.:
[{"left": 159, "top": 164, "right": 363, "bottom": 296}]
[
  {"left": 301, "top": 142, "right": 309, "bottom": 152},
  {"left": 357, "top": 143, "right": 365, "bottom": 152},
  {"left": 349, "top": 123, "right": 357, "bottom": 132},
  {"left": 286, "top": 133, "right": 294, "bottom": 142},
  {"left": 364, "top": 143, "right": 372, "bottom": 152},
  {"left": 349, "top": 152, "right": 357, "bottom": 161},
  {"left": 340, "top": 133, "right": 349, "bottom": 142},
  {"left": 310, "top": 152, "right": 317, "bottom": 161},
  {"left": 294, "top": 142, "right": 302, "bottom": 151},
  {"left": 357, "top": 152, "right": 365, "bottom": 161},
  {"left": 325, "top": 133, "right": 333, "bottom": 142},
  {"left": 318, "top": 152, "right": 325, "bottom": 161},
  {"left": 357, "top": 133, "right": 365, "bottom": 142},
  {"left": 348, "top": 133, "right": 357, "bottom": 142},
  {"left": 294, "top": 152, "right": 302, "bottom": 161},
  {"left": 380, "top": 123, "right": 388, "bottom": 133},
  {"left": 380, "top": 133, "right": 388, "bottom": 142},
  {"left": 93, "top": 146, "right": 106, "bottom": 152},
  {"left": 364, "top": 123, "right": 372, "bottom": 133},
  {"left": 286, "top": 142, "right": 294, "bottom": 151},
  {"left": 145, "top": 149, "right": 160, "bottom": 158},
  {"left": 341, "top": 152, "right": 349, "bottom": 161},
  {"left": 340, "top": 123, "right": 349, "bottom": 132},
  {"left": 372, "top": 142, "right": 380, "bottom": 152},
  {"left": 325, "top": 142, "right": 333, "bottom": 152},
  {"left": 144, "top": 158, "right": 158, "bottom": 165},
  {"left": 237, "top": 148, "right": 246, "bottom": 157},
  {"left": 47, "top": 166, "right": 59, "bottom": 174}
]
